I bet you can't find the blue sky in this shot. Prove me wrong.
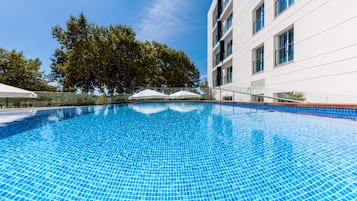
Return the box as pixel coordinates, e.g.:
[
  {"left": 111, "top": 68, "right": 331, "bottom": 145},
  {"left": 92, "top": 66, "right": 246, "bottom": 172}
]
[{"left": 0, "top": 0, "right": 211, "bottom": 81}]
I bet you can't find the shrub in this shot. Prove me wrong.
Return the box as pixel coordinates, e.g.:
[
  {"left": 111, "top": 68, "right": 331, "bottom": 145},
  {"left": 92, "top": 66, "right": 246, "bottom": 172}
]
[
  {"left": 95, "top": 95, "right": 108, "bottom": 105},
  {"left": 286, "top": 91, "right": 305, "bottom": 101}
]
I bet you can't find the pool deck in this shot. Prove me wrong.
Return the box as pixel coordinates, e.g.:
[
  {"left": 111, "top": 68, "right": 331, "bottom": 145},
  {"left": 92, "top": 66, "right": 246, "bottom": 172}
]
[
  {"left": 215, "top": 101, "right": 357, "bottom": 109},
  {"left": 0, "top": 106, "right": 77, "bottom": 113}
]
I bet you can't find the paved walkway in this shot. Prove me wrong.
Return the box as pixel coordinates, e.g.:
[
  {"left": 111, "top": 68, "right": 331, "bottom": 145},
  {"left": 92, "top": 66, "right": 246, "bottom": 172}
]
[{"left": 0, "top": 106, "right": 76, "bottom": 113}]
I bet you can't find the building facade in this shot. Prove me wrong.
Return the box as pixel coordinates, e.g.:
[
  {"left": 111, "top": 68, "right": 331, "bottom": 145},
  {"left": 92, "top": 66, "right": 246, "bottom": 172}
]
[{"left": 207, "top": 0, "right": 357, "bottom": 103}]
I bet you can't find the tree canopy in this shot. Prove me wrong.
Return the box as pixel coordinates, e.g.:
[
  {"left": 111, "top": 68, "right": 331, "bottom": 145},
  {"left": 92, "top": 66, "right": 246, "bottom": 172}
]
[
  {"left": 50, "top": 13, "right": 200, "bottom": 95},
  {"left": 0, "top": 48, "right": 56, "bottom": 91}
]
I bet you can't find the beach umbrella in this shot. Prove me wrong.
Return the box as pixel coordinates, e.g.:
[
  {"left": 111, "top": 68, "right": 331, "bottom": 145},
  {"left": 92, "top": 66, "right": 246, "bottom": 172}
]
[
  {"left": 128, "top": 89, "right": 168, "bottom": 100},
  {"left": 169, "top": 90, "right": 201, "bottom": 99},
  {"left": 0, "top": 83, "right": 37, "bottom": 98}
]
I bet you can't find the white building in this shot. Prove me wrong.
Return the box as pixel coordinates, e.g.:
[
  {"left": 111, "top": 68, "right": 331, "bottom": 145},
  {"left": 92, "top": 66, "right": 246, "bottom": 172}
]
[{"left": 207, "top": 0, "right": 357, "bottom": 103}]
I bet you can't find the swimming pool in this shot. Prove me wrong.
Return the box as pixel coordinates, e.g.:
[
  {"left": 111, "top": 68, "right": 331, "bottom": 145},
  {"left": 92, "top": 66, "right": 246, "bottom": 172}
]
[{"left": 0, "top": 102, "right": 356, "bottom": 200}]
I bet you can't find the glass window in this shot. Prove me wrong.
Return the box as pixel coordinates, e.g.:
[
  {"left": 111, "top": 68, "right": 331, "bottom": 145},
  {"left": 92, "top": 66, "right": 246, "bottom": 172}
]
[
  {"left": 213, "top": 7, "right": 219, "bottom": 27},
  {"left": 276, "top": 0, "right": 294, "bottom": 16},
  {"left": 222, "top": 0, "right": 230, "bottom": 10},
  {"left": 254, "top": 4, "right": 264, "bottom": 34},
  {"left": 254, "top": 46, "right": 264, "bottom": 74},
  {"left": 252, "top": 94, "right": 264, "bottom": 102},
  {"left": 213, "top": 31, "right": 218, "bottom": 47},
  {"left": 276, "top": 28, "right": 294, "bottom": 65},
  {"left": 226, "top": 40, "right": 233, "bottom": 57},
  {"left": 226, "top": 66, "right": 232, "bottom": 84},
  {"left": 215, "top": 53, "right": 220, "bottom": 66},
  {"left": 223, "top": 13, "right": 233, "bottom": 35}
]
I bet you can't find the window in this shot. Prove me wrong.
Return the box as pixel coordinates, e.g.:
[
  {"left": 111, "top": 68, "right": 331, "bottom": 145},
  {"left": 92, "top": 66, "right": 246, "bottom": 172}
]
[
  {"left": 252, "top": 94, "right": 264, "bottom": 102},
  {"left": 213, "top": 67, "right": 222, "bottom": 87},
  {"left": 222, "top": 0, "right": 230, "bottom": 11},
  {"left": 275, "top": 28, "right": 294, "bottom": 66},
  {"left": 224, "top": 66, "right": 233, "bottom": 84},
  {"left": 226, "top": 40, "right": 233, "bottom": 58},
  {"left": 253, "top": 3, "right": 264, "bottom": 34},
  {"left": 213, "top": 31, "right": 219, "bottom": 47},
  {"left": 213, "top": 7, "right": 218, "bottom": 27},
  {"left": 253, "top": 46, "right": 264, "bottom": 74},
  {"left": 223, "top": 13, "right": 233, "bottom": 35},
  {"left": 215, "top": 52, "right": 220, "bottom": 66},
  {"left": 275, "top": 0, "right": 294, "bottom": 16}
]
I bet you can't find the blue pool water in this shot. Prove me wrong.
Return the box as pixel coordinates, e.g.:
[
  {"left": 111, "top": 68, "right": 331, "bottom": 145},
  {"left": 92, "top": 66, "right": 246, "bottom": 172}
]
[{"left": 0, "top": 102, "right": 356, "bottom": 200}]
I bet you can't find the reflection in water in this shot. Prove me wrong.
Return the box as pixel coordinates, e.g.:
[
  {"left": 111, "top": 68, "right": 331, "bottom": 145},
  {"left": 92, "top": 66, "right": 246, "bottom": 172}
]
[
  {"left": 129, "top": 103, "right": 168, "bottom": 115},
  {"left": 104, "top": 106, "right": 109, "bottom": 116},
  {"left": 212, "top": 115, "right": 233, "bottom": 142},
  {"left": 168, "top": 103, "right": 203, "bottom": 113},
  {"left": 251, "top": 130, "right": 264, "bottom": 159},
  {"left": 0, "top": 111, "right": 37, "bottom": 127},
  {"left": 0, "top": 107, "right": 98, "bottom": 139},
  {"left": 94, "top": 106, "right": 105, "bottom": 116},
  {"left": 76, "top": 107, "right": 82, "bottom": 116},
  {"left": 47, "top": 110, "right": 64, "bottom": 122},
  {"left": 38, "top": 123, "right": 60, "bottom": 145}
]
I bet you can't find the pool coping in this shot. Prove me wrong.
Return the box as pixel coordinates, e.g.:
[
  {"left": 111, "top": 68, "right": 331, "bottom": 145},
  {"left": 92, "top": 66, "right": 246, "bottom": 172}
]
[
  {"left": 2, "top": 101, "right": 357, "bottom": 111},
  {"left": 129, "top": 100, "right": 357, "bottom": 120},
  {"left": 1, "top": 101, "right": 357, "bottom": 118},
  {"left": 129, "top": 100, "right": 357, "bottom": 109}
]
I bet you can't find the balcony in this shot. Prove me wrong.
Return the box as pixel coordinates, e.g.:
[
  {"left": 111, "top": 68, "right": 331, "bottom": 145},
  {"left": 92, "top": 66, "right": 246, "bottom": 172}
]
[{"left": 275, "top": 43, "right": 294, "bottom": 66}]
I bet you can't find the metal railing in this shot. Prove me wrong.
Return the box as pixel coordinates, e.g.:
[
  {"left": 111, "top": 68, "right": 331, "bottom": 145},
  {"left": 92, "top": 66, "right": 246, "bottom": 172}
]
[
  {"left": 2, "top": 86, "right": 357, "bottom": 109},
  {"left": 209, "top": 86, "right": 357, "bottom": 104},
  {"left": 211, "top": 87, "right": 305, "bottom": 103}
]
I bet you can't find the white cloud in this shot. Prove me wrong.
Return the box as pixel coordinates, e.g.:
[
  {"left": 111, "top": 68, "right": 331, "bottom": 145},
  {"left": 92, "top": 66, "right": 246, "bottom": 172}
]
[{"left": 136, "top": 0, "right": 193, "bottom": 42}]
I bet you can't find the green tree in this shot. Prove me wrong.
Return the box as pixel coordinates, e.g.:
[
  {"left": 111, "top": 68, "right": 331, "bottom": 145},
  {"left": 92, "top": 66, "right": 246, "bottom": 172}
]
[
  {"left": 139, "top": 41, "right": 200, "bottom": 88},
  {"left": 51, "top": 13, "right": 96, "bottom": 93},
  {"left": 286, "top": 91, "right": 305, "bottom": 101},
  {"left": 0, "top": 48, "right": 56, "bottom": 91},
  {"left": 51, "top": 13, "right": 200, "bottom": 94}
]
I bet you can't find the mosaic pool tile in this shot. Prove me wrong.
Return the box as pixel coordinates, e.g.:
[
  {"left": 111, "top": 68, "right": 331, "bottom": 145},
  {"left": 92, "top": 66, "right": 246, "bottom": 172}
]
[{"left": 0, "top": 103, "right": 356, "bottom": 200}]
